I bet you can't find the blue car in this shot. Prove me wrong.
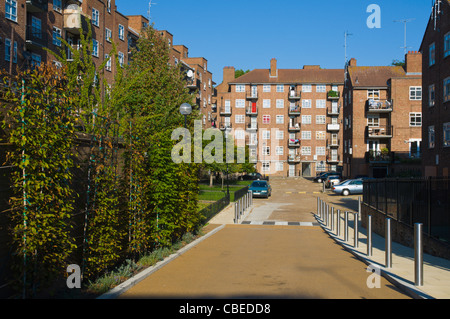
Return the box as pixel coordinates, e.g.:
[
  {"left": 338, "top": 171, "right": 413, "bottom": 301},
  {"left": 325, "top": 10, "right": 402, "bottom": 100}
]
[{"left": 249, "top": 180, "right": 272, "bottom": 198}]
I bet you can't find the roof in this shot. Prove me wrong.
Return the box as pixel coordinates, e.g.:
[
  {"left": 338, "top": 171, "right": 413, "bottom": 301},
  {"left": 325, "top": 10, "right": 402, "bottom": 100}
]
[
  {"left": 347, "top": 66, "right": 406, "bottom": 88},
  {"left": 230, "top": 68, "right": 344, "bottom": 85}
]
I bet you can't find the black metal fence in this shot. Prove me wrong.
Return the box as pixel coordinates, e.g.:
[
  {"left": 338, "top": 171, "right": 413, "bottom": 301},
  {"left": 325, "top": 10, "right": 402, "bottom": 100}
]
[
  {"left": 234, "top": 186, "right": 249, "bottom": 202},
  {"left": 199, "top": 194, "right": 230, "bottom": 223},
  {"left": 363, "top": 178, "right": 450, "bottom": 243}
]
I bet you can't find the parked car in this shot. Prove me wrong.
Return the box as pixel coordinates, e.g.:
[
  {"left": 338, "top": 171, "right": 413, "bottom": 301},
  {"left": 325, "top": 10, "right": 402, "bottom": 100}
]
[
  {"left": 314, "top": 171, "right": 342, "bottom": 183},
  {"left": 331, "top": 179, "right": 364, "bottom": 196},
  {"left": 242, "top": 172, "right": 267, "bottom": 181},
  {"left": 325, "top": 175, "right": 341, "bottom": 188},
  {"left": 249, "top": 180, "right": 272, "bottom": 198}
]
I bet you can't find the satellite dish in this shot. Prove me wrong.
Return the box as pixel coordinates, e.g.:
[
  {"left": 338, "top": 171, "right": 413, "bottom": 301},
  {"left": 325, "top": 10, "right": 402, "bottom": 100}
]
[{"left": 187, "top": 70, "right": 194, "bottom": 78}]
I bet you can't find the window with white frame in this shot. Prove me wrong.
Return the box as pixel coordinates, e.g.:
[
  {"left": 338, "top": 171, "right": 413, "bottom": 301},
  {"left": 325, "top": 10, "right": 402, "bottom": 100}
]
[
  {"left": 107, "top": 0, "right": 111, "bottom": 13},
  {"left": 263, "top": 99, "right": 271, "bottom": 108},
  {"left": 316, "top": 146, "right": 326, "bottom": 156},
  {"left": 444, "top": 123, "right": 450, "bottom": 147},
  {"left": 262, "top": 115, "right": 270, "bottom": 124},
  {"left": 276, "top": 115, "right": 284, "bottom": 124},
  {"left": 316, "top": 131, "right": 325, "bottom": 140},
  {"left": 445, "top": 33, "right": 450, "bottom": 58},
  {"left": 105, "top": 54, "right": 111, "bottom": 71},
  {"left": 276, "top": 130, "right": 284, "bottom": 140},
  {"left": 92, "top": 39, "right": 99, "bottom": 57},
  {"left": 53, "top": 27, "right": 62, "bottom": 46},
  {"left": 276, "top": 146, "right": 284, "bottom": 156},
  {"left": 428, "top": 126, "right": 435, "bottom": 148},
  {"left": 118, "top": 51, "right": 124, "bottom": 67},
  {"left": 4, "top": 39, "right": 16, "bottom": 63},
  {"left": 53, "top": 0, "right": 62, "bottom": 12},
  {"left": 301, "top": 131, "right": 311, "bottom": 140},
  {"left": 263, "top": 85, "right": 271, "bottom": 92},
  {"left": 316, "top": 162, "right": 326, "bottom": 172},
  {"left": 262, "top": 146, "right": 270, "bottom": 156},
  {"left": 235, "top": 84, "right": 245, "bottom": 92},
  {"left": 367, "top": 89, "right": 380, "bottom": 100},
  {"left": 235, "top": 114, "right": 245, "bottom": 124},
  {"left": 276, "top": 99, "right": 284, "bottom": 108},
  {"left": 262, "top": 162, "right": 270, "bottom": 172},
  {"left": 316, "top": 84, "right": 326, "bottom": 92},
  {"left": 409, "top": 86, "right": 422, "bottom": 100},
  {"left": 367, "top": 115, "right": 379, "bottom": 127},
  {"left": 118, "top": 24, "right": 125, "bottom": 41},
  {"left": 301, "top": 146, "right": 311, "bottom": 155},
  {"left": 429, "top": 43, "right": 436, "bottom": 66},
  {"left": 302, "top": 99, "right": 311, "bottom": 108},
  {"left": 262, "top": 130, "right": 270, "bottom": 140},
  {"left": 276, "top": 85, "right": 284, "bottom": 92},
  {"left": 302, "top": 84, "right": 312, "bottom": 92},
  {"left": 235, "top": 99, "right": 245, "bottom": 108},
  {"left": 235, "top": 130, "right": 245, "bottom": 140},
  {"left": 429, "top": 84, "right": 435, "bottom": 107},
  {"left": 302, "top": 115, "right": 311, "bottom": 124},
  {"left": 105, "top": 28, "right": 112, "bottom": 42},
  {"left": 409, "top": 113, "right": 422, "bottom": 127},
  {"left": 444, "top": 77, "right": 450, "bottom": 103},
  {"left": 316, "top": 99, "right": 326, "bottom": 108},
  {"left": 92, "top": 8, "right": 99, "bottom": 26},
  {"left": 5, "top": 0, "right": 17, "bottom": 22},
  {"left": 316, "top": 115, "right": 326, "bottom": 124},
  {"left": 276, "top": 162, "right": 284, "bottom": 171}
]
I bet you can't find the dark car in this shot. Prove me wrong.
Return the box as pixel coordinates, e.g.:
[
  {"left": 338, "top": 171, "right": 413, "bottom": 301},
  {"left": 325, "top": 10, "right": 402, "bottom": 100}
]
[
  {"left": 314, "top": 171, "right": 342, "bottom": 183},
  {"left": 242, "top": 172, "right": 267, "bottom": 181},
  {"left": 249, "top": 180, "right": 272, "bottom": 198}
]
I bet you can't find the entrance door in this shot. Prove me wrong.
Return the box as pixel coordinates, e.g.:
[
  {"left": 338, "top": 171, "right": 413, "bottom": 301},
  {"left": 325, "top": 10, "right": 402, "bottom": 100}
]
[
  {"left": 302, "top": 163, "right": 311, "bottom": 177},
  {"left": 251, "top": 85, "right": 257, "bottom": 98},
  {"left": 289, "top": 165, "right": 295, "bottom": 177}
]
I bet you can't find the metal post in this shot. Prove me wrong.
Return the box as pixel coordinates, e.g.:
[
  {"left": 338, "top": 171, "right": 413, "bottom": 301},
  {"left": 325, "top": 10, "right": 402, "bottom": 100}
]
[
  {"left": 354, "top": 213, "right": 359, "bottom": 248},
  {"left": 385, "top": 218, "right": 392, "bottom": 268},
  {"left": 358, "top": 197, "right": 361, "bottom": 221},
  {"left": 317, "top": 197, "right": 320, "bottom": 217},
  {"left": 336, "top": 209, "right": 341, "bottom": 237},
  {"left": 415, "top": 223, "right": 423, "bottom": 286},
  {"left": 234, "top": 202, "right": 238, "bottom": 224},
  {"left": 344, "top": 211, "right": 349, "bottom": 242},
  {"left": 367, "top": 215, "right": 372, "bottom": 256},
  {"left": 331, "top": 207, "right": 334, "bottom": 231},
  {"left": 326, "top": 204, "right": 329, "bottom": 226}
]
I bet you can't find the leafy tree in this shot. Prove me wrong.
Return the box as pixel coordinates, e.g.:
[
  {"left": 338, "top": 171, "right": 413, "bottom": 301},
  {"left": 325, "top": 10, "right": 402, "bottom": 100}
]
[
  {"left": 391, "top": 59, "right": 405, "bottom": 67},
  {"left": 235, "top": 69, "right": 250, "bottom": 78}
]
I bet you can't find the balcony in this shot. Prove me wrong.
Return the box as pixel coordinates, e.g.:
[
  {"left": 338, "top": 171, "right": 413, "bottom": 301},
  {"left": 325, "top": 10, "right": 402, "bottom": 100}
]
[
  {"left": 365, "top": 151, "right": 393, "bottom": 164},
  {"left": 246, "top": 121, "right": 258, "bottom": 131},
  {"left": 288, "top": 155, "right": 301, "bottom": 163},
  {"left": 327, "top": 139, "right": 340, "bottom": 148},
  {"left": 211, "top": 104, "right": 217, "bottom": 113},
  {"left": 288, "top": 139, "right": 301, "bottom": 148},
  {"left": 327, "top": 123, "right": 340, "bottom": 131},
  {"left": 246, "top": 105, "right": 258, "bottom": 116},
  {"left": 288, "top": 106, "right": 301, "bottom": 116},
  {"left": 288, "top": 89, "right": 301, "bottom": 100},
  {"left": 366, "top": 99, "right": 394, "bottom": 113},
  {"left": 219, "top": 106, "right": 232, "bottom": 116},
  {"left": 219, "top": 122, "right": 232, "bottom": 131},
  {"left": 246, "top": 92, "right": 258, "bottom": 100},
  {"left": 26, "top": 0, "right": 48, "bottom": 12},
  {"left": 288, "top": 123, "right": 300, "bottom": 132},
  {"left": 63, "top": 8, "right": 89, "bottom": 35},
  {"left": 366, "top": 125, "right": 393, "bottom": 139},
  {"left": 327, "top": 90, "right": 340, "bottom": 100},
  {"left": 25, "top": 26, "right": 48, "bottom": 50},
  {"left": 327, "top": 154, "right": 340, "bottom": 164},
  {"left": 186, "top": 78, "right": 200, "bottom": 90},
  {"left": 327, "top": 105, "right": 340, "bottom": 116}
]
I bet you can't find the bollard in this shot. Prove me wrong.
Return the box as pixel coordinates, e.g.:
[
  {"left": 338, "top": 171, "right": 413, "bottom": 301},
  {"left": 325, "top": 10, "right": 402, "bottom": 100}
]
[
  {"left": 367, "top": 215, "right": 372, "bottom": 257},
  {"left": 415, "top": 223, "right": 423, "bottom": 286},
  {"left": 234, "top": 202, "right": 238, "bottom": 224},
  {"left": 325, "top": 204, "right": 328, "bottom": 226},
  {"left": 358, "top": 197, "right": 361, "bottom": 221},
  {"left": 344, "top": 211, "right": 349, "bottom": 242},
  {"left": 354, "top": 213, "right": 359, "bottom": 248},
  {"left": 317, "top": 197, "right": 320, "bottom": 217},
  {"left": 385, "top": 218, "right": 392, "bottom": 268},
  {"left": 336, "top": 209, "right": 341, "bottom": 237},
  {"left": 331, "top": 207, "right": 334, "bottom": 231}
]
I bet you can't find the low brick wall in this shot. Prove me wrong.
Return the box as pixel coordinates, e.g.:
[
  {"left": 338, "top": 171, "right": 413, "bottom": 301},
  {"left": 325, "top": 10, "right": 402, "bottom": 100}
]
[{"left": 361, "top": 203, "right": 450, "bottom": 260}]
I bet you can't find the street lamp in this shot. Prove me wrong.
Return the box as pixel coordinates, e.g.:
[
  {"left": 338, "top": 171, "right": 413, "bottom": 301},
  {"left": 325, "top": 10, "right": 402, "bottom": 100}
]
[{"left": 180, "top": 103, "right": 192, "bottom": 128}]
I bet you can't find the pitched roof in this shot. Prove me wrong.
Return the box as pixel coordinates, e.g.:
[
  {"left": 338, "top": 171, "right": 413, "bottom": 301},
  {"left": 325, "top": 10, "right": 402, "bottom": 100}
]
[
  {"left": 230, "top": 68, "right": 344, "bottom": 84},
  {"left": 347, "top": 66, "right": 406, "bottom": 88}
]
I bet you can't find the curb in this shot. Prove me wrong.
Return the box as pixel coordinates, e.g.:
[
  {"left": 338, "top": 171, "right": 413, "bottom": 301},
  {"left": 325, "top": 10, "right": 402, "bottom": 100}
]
[
  {"left": 97, "top": 224, "right": 226, "bottom": 299},
  {"left": 314, "top": 214, "right": 434, "bottom": 300}
]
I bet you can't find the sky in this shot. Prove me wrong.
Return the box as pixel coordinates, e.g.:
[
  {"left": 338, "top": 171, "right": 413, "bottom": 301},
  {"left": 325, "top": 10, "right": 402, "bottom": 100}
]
[{"left": 116, "top": 0, "right": 433, "bottom": 84}]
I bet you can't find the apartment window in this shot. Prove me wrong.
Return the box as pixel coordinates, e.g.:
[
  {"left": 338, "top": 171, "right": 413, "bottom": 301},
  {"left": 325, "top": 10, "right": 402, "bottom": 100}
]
[
  {"left": 316, "top": 85, "right": 326, "bottom": 92},
  {"left": 367, "top": 89, "right": 380, "bottom": 100},
  {"left": 105, "top": 54, "right": 111, "bottom": 71},
  {"left": 302, "top": 99, "right": 311, "bottom": 108},
  {"left": 316, "top": 99, "right": 326, "bottom": 108},
  {"left": 118, "top": 24, "right": 125, "bottom": 41},
  {"left": 367, "top": 115, "right": 379, "bottom": 127},
  {"left": 31, "top": 53, "right": 41, "bottom": 68},
  {"left": 301, "top": 131, "right": 311, "bottom": 140},
  {"left": 235, "top": 130, "right": 245, "bottom": 140},
  {"left": 5, "top": 0, "right": 17, "bottom": 22},
  {"left": 316, "top": 146, "right": 326, "bottom": 156},
  {"left": 4, "top": 39, "right": 15, "bottom": 63},
  {"left": 301, "top": 146, "right": 311, "bottom": 155},
  {"left": 53, "top": 27, "right": 62, "bottom": 46},
  {"left": 409, "top": 86, "right": 422, "bottom": 100},
  {"left": 276, "top": 85, "right": 284, "bottom": 92},
  {"left": 445, "top": 33, "right": 450, "bottom": 58},
  {"left": 276, "top": 115, "right": 284, "bottom": 124},
  {"left": 235, "top": 115, "right": 245, "bottom": 124},
  {"left": 302, "top": 115, "right": 311, "bottom": 124},
  {"left": 276, "top": 130, "right": 284, "bottom": 140},
  {"left": 276, "top": 99, "right": 284, "bottom": 108},
  {"left": 444, "top": 123, "right": 450, "bottom": 147},
  {"left": 429, "top": 84, "right": 436, "bottom": 107},
  {"left": 92, "top": 8, "right": 100, "bottom": 27},
  {"left": 428, "top": 126, "right": 435, "bottom": 149},
  {"left": 444, "top": 77, "right": 450, "bottom": 103},
  {"left": 262, "top": 162, "right": 270, "bottom": 172},
  {"left": 409, "top": 113, "right": 422, "bottom": 127},
  {"left": 316, "top": 131, "right": 326, "bottom": 140},
  {"left": 235, "top": 85, "right": 245, "bottom": 92},
  {"left": 92, "top": 39, "right": 99, "bottom": 57},
  {"left": 235, "top": 99, "right": 245, "bottom": 108},
  {"left": 276, "top": 146, "right": 284, "bottom": 156},
  {"left": 262, "top": 115, "right": 270, "bottom": 124},
  {"left": 262, "top": 146, "right": 270, "bottom": 156},
  {"left": 53, "top": 0, "right": 62, "bottom": 12},
  {"left": 263, "top": 99, "right": 271, "bottom": 108},
  {"left": 118, "top": 52, "right": 124, "bottom": 67},
  {"left": 107, "top": 0, "right": 111, "bottom": 13},
  {"left": 316, "top": 115, "right": 326, "bottom": 124},
  {"left": 263, "top": 85, "right": 271, "bottom": 92},
  {"left": 429, "top": 43, "right": 435, "bottom": 66},
  {"left": 316, "top": 162, "right": 326, "bottom": 172},
  {"left": 302, "top": 84, "right": 312, "bottom": 92},
  {"left": 31, "top": 17, "right": 42, "bottom": 39},
  {"left": 105, "top": 28, "right": 112, "bottom": 42},
  {"left": 262, "top": 130, "right": 270, "bottom": 140},
  {"left": 276, "top": 162, "right": 284, "bottom": 172}
]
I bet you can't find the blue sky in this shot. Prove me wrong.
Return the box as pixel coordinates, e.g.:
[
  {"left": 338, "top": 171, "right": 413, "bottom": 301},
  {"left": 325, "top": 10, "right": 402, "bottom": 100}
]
[{"left": 116, "top": 0, "right": 432, "bottom": 84}]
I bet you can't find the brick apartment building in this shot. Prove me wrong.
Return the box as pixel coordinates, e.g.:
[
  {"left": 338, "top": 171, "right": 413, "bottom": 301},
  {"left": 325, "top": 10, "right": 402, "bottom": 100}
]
[
  {"left": 342, "top": 52, "right": 423, "bottom": 179},
  {"left": 1, "top": 0, "right": 130, "bottom": 86},
  {"left": 419, "top": 0, "right": 450, "bottom": 177},
  {"left": 214, "top": 58, "right": 344, "bottom": 177}
]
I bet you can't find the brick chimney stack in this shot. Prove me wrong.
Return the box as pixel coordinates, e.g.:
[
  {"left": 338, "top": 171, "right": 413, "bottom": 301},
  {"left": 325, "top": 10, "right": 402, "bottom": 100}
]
[
  {"left": 222, "top": 66, "right": 235, "bottom": 85},
  {"left": 405, "top": 51, "right": 422, "bottom": 75},
  {"left": 270, "top": 58, "right": 278, "bottom": 78},
  {"left": 348, "top": 58, "right": 357, "bottom": 67}
]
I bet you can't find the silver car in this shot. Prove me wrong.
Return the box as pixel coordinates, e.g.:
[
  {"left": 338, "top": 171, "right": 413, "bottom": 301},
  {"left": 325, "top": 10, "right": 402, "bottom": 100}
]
[{"left": 331, "top": 179, "right": 364, "bottom": 196}]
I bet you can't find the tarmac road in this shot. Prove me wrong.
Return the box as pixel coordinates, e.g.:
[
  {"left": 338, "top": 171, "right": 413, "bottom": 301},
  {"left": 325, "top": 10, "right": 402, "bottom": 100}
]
[{"left": 119, "top": 177, "right": 411, "bottom": 299}]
